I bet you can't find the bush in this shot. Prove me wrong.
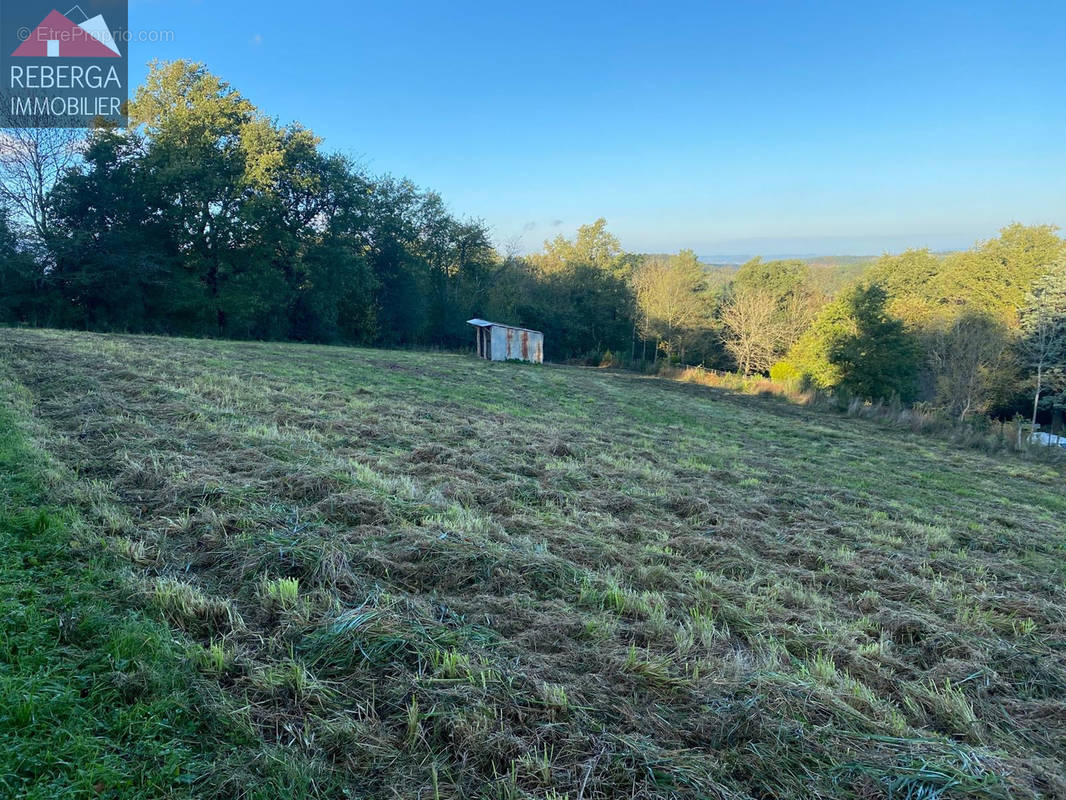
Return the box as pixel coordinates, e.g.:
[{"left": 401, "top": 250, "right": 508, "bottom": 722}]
[{"left": 769, "top": 360, "right": 798, "bottom": 382}]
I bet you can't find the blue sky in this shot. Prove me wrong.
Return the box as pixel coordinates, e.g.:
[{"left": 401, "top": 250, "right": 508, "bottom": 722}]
[{"left": 126, "top": 0, "right": 1065, "bottom": 256}]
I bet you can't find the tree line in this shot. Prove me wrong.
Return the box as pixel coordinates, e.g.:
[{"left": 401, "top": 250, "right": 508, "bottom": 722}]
[
  {"left": 2, "top": 61, "right": 1064, "bottom": 426},
  {"left": 771, "top": 226, "right": 1066, "bottom": 427}
]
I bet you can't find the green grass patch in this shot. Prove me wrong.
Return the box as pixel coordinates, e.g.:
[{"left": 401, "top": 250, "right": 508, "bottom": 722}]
[{"left": 0, "top": 376, "right": 340, "bottom": 799}]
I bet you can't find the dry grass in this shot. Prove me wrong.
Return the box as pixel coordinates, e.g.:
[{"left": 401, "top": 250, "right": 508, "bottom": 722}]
[
  {"left": 2, "top": 327, "right": 1065, "bottom": 799},
  {"left": 669, "top": 365, "right": 1063, "bottom": 459}
]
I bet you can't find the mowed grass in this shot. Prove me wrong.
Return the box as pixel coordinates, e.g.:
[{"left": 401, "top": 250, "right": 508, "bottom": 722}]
[
  {"left": 0, "top": 353, "right": 352, "bottom": 799},
  {"left": 0, "top": 327, "right": 1064, "bottom": 800}
]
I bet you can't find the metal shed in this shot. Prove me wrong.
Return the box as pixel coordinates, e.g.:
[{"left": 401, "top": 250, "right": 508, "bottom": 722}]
[{"left": 467, "top": 319, "right": 544, "bottom": 364}]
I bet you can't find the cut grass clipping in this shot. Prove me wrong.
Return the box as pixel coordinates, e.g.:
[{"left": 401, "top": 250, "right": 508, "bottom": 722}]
[
  {"left": 0, "top": 363, "right": 345, "bottom": 799},
  {"left": 1, "top": 328, "right": 1064, "bottom": 799}
]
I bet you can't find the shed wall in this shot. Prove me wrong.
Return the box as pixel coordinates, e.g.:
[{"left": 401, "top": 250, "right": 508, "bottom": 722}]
[{"left": 489, "top": 326, "right": 543, "bottom": 363}]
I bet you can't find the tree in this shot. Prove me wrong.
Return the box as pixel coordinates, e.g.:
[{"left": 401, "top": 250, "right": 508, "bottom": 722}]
[
  {"left": 733, "top": 257, "right": 808, "bottom": 300},
  {"left": 0, "top": 117, "right": 83, "bottom": 244},
  {"left": 114, "top": 60, "right": 386, "bottom": 343},
  {"left": 233, "top": 121, "right": 376, "bottom": 342},
  {"left": 828, "top": 284, "right": 920, "bottom": 401},
  {"left": 833, "top": 227, "right": 1065, "bottom": 413},
  {"left": 720, "top": 288, "right": 780, "bottom": 374},
  {"left": 632, "top": 250, "right": 707, "bottom": 362},
  {"left": 1018, "top": 264, "right": 1066, "bottom": 428},
  {"left": 0, "top": 208, "right": 44, "bottom": 324},
  {"left": 775, "top": 283, "right": 919, "bottom": 401},
  {"left": 541, "top": 263, "right": 633, "bottom": 359},
  {"left": 772, "top": 295, "right": 850, "bottom": 388},
  {"left": 512, "top": 220, "right": 635, "bottom": 361},
  {"left": 871, "top": 227, "right": 1066, "bottom": 330},
  {"left": 955, "top": 224, "right": 1066, "bottom": 326},
  {"left": 9, "top": 61, "right": 497, "bottom": 348},
  {"left": 867, "top": 248, "right": 943, "bottom": 317},
  {"left": 926, "top": 311, "right": 1012, "bottom": 422},
  {"left": 725, "top": 258, "right": 822, "bottom": 371},
  {"left": 48, "top": 126, "right": 197, "bottom": 332},
  {"left": 129, "top": 60, "right": 259, "bottom": 335},
  {"left": 531, "top": 218, "right": 622, "bottom": 275}
]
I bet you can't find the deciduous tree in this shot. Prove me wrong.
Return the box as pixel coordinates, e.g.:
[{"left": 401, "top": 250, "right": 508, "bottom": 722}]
[
  {"left": 0, "top": 115, "right": 83, "bottom": 244},
  {"left": 720, "top": 288, "right": 779, "bottom": 374},
  {"left": 926, "top": 311, "right": 1012, "bottom": 421},
  {"left": 724, "top": 258, "right": 822, "bottom": 371},
  {"left": 828, "top": 284, "right": 919, "bottom": 401},
  {"left": 1019, "top": 264, "right": 1066, "bottom": 427},
  {"left": 632, "top": 250, "right": 707, "bottom": 363}
]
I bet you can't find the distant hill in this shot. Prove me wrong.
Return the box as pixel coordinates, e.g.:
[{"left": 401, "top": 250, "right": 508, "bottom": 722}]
[
  {"left": 701, "top": 254, "right": 875, "bottom": 267},
  {"left": 703, "top": 254, "right": 829, "bottom": 266},
  {"left": 700, "top": 254, "right": 881, "bottom": 295}
]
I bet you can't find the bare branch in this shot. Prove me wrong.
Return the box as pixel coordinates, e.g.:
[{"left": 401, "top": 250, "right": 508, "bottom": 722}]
[{"left": 0, "top": 99, "right": 86, "bottom": 243}]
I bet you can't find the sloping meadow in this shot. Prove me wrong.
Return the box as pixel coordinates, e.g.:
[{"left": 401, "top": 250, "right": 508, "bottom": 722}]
[{"left": 1, "top": 328, "right": 1064, "bottom": 799}]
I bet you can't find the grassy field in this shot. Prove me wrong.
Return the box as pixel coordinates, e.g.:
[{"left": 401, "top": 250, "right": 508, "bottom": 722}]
[{"left": 1, "top": 328, "right": 1064, "bottom": 800}]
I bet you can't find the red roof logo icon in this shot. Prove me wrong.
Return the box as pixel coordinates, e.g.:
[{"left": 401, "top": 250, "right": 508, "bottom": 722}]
[{"left": 12, "top": 9, "right": 121, "bottom": 58}]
